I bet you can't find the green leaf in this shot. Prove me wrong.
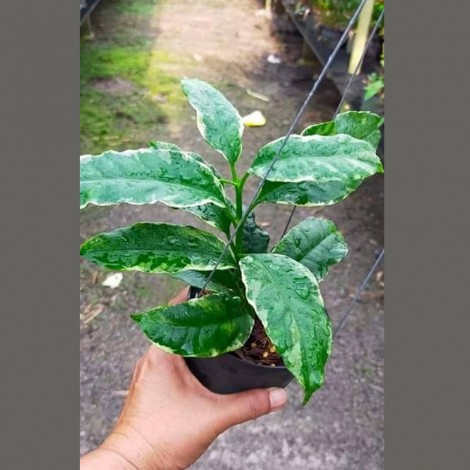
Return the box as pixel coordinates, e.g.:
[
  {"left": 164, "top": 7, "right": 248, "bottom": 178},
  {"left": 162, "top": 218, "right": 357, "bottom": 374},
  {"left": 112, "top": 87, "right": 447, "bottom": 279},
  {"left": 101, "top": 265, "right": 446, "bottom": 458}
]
[
  {"left": 302, "top": 111, "right": 383, "bottom": 149},
  {"left": 299, "top": 121, "right": 336, "bottom": 137},
  {"left": 256, "top": 179, "right": 363, "bottom": 206},
  {"left": 335, "top": 112, "right": 382, "bottom": 149},
  {"left": 181, "top": 78, "right": 243, "bottom": 164},
  {"left": 80, "top": 147, "right": 227, "bottom": 210},
  {"left": 149, "top": 140, "right": 224, "bottom": 179},
  {"left": 149, "top": 141, "right": 181, "bottom": 151},
  {"left": 242, "top": 211, "right": 270, "bottom": 254},
  {"left": 80, "top": 223, "right": 236, "bottom": 274},
  {"left": 239, "top": 254, "right": 332, "bottom": 404},
  {"left": 131, "top": 293, "right": 254, "bottom": 357},
  {"left": 170, "top": 269, "right": 240, "bottom": 294},
  {"left": 364, "top": 74, "right": 385, "bottom": 101},
  {"left": 273, "top": 217, "right": 348, "bottom": 280},
  {"left": 250, "top": 134, "right": 382, "bottom": 206},
  {"left": 184, "top": 203, "right": 233, "bottom": 235},
  {"left": 250, "top": 134, "right": 382, "bottom": 182},
  {"left": 146, "top": 142, "right": 233, "bottom": 233}
]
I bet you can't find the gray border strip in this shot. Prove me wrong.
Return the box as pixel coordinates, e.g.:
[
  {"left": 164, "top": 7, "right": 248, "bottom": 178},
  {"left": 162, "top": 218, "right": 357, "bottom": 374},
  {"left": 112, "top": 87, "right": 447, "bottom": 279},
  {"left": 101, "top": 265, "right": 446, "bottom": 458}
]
[
  {"left": 386, "top": 0, "right": 469, "bottom": 467},
  {"left": 1, "top": 0, "right": 469, "bottom": 468},
  {"left": 1, "top": 0, "right": 78, "bottom": 468}
]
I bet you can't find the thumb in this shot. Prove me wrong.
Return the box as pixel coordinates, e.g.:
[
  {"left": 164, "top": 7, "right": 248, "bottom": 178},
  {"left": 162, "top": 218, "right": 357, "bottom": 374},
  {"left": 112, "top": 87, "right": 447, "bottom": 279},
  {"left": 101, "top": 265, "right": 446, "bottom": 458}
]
[{"left": 215, "top": 387, "right": 288, "bottom": 430}]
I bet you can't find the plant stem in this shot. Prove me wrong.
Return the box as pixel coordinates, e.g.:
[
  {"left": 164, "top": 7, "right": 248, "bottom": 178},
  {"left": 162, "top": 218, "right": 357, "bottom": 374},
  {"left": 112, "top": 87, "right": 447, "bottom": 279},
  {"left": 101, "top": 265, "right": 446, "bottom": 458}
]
[
  {"left": 228, "top": 163, "right": 243, "bottom": 256},
  {"left": 229, "top": 163, "right": 242, "bottom": 221},
  {"left": 235, "top": 184, "right": 243, "bottom": 220},
  {"left": 229, "top": 241, "right": 237, "bottom": 254},
  {"left": 220, "top": 178, "right": 237, "bottom": 186},
  {"left": 229, "top": 164, "right": 238, "bottom": 184},
  {"left": 234, "top": 172, "right": 251, "bottom": 253},
  {"left": 236, "top": 172, "right": 250, "bottom": 220}
]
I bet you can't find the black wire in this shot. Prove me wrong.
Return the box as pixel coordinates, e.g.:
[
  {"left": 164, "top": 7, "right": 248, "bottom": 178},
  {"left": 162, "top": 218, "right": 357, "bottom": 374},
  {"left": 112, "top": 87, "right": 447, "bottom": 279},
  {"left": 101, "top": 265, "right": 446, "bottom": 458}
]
[
  {"left": 281, "top": 8, "right": 385, "bottom": 239},
  {"left": 333, "top": 248, "right": 384, "bottom": 337},
  {"left": 199, "top": 0, "right": 370, "bottom": 294},
  {"left": 334, "top": 9, "right": 385, "bottom": 118}
]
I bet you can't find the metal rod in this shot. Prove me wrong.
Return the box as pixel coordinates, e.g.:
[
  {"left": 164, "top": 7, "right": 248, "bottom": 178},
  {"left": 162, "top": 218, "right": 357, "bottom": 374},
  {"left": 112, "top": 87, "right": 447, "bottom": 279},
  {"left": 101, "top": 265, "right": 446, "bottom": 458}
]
[
  {"left": 199, "top": 0, "right": 370, "bottom": 294},
  {"left": 281, "top": 9, "right": 384, "bottom": 238},
  {"left": 333, "top": 248, "right": 384, "bottom": 337}
]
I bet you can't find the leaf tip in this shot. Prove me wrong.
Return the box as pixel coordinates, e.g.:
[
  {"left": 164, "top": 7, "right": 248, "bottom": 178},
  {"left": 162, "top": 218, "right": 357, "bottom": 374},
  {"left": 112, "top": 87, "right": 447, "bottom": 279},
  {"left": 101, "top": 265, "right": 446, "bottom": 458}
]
[
  {"left": 130, "top": 313, "right": 143, "bottom": 324},
  {"left": 302, "top": 393, "right": 313, "bottom": 406},
  {"left": 301, "top": 378, "right": 324, "bottom": 405},
  {"left": 79, "top": 241, "right": 89, "bottom": 257}
]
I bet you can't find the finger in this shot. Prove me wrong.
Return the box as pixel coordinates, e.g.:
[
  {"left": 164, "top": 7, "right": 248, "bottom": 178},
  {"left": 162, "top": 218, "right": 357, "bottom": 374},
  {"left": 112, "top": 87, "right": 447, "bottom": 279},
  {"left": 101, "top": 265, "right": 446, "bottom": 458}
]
[
  {"left": 168, "top": 287, "right": 190, "bottom": 305},
  {"left": 215, "top": 387, "right": 288, "bottom": 430}
]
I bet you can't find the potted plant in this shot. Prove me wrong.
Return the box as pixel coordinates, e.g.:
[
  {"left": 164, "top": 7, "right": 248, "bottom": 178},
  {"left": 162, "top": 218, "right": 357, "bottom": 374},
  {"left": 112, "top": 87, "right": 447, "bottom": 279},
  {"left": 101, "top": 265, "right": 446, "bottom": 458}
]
[{"left": 80, "top": 78, "right": 383, "bottom": 404}]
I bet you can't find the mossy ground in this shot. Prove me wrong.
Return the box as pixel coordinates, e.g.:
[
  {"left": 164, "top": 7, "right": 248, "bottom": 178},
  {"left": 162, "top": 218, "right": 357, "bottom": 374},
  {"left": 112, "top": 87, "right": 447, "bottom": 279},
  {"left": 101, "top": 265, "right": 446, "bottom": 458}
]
[{"left": 80, "top": 0, "right": 186, "bottom": 154}]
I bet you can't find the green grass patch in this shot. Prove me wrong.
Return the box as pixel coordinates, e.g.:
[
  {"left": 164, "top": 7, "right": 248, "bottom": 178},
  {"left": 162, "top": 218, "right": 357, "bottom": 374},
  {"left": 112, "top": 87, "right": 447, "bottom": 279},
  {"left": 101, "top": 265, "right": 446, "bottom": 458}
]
[
  {"left": 80, "top": 41, "right": 185, "bottom": 101},
  {"left": 80, "top": 88, "right": 167, "bottom": 154},
  {"left": 113, "top": 0, "right": 160, "bottom": 16},
  {"left": 80, "top": 42, "right": 185, "bottom": 154},
  {"left": 80, "top": 0, "right": 187, "bottom": 155},
  {"left": 80, "top": 44, "right": 151, "bottom": 86}
]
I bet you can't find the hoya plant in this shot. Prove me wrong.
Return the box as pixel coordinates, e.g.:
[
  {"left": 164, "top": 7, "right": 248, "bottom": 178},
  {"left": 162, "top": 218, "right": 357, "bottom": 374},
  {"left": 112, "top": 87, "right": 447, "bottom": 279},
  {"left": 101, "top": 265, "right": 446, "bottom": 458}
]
[{"left": 80, "top": 78, "right": 383, "bottom": 404}]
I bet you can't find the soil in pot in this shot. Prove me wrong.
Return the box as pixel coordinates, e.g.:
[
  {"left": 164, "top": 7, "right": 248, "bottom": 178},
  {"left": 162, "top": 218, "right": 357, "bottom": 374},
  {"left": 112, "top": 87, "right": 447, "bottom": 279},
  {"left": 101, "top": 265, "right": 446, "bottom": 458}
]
[
  {"left": 184, "top": 287, "right": 294, "bottom": 394},
  {"left": 232, "top": 318, "right": 284, "bottom": 366}
]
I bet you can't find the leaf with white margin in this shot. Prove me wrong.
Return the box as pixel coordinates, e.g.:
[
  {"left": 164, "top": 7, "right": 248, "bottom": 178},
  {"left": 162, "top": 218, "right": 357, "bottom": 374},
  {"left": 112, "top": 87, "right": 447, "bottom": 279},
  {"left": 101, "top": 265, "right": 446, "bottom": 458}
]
[
  {"left": 249, "top": 134, "right": 383, "bottom": 183},
  {"left": 302, "top": 111, "right": 383, "bottom": 150},
  {"left": 273, "top": 217, "right": 348, "bottom": 280},
  {"left": 131, "top": 293, "right": 254, "bottom": 357},
  {"left": 181, "top": 78, "right": 244, "bottom": 165},
  {"left": 255, "top": 178, "right": 364, "bottom": 207},
  {"left": 80, "top": 147, "right": 227, "bottom": 209},
  {"left": 80, "top": 223, "right": 236, "bottom": 274},
  {"left": 149, "top": 140, "right": 224, "bottom": 179},
  {"left": 240, "top": 253, "right": 332, "bottom": 404},
  {"left": 148, "top": 141, "right": 234, "bottom": 233}
]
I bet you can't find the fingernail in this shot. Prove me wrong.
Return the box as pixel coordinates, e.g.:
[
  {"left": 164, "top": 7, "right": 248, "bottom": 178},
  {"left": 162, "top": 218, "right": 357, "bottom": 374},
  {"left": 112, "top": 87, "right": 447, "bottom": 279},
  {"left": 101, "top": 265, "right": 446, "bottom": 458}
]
[{"left": 268, "top": 388, "right": 288, "bottom": 410}]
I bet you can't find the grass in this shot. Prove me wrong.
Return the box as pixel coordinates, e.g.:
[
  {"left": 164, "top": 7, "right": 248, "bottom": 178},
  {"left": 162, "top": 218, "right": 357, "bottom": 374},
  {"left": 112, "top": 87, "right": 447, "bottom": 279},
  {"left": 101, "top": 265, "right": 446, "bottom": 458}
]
[
  {"left": 80, "top": 0, "right": 185, "bottom": 154},
  {"left": 113, "top": 0, "right": 160, "bottom": 16},
  {"left": 80, "top": 87, "right": 168, "bottom": 153},
  {"left": 80, "top": 46, "right": 151, "bottom": 86}
]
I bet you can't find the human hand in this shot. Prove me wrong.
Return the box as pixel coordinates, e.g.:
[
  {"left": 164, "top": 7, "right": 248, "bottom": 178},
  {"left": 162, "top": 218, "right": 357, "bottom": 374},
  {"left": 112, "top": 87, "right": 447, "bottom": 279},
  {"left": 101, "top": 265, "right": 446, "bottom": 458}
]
[{"left": 81, "top": 288, "right": 288, "bottom": 469}]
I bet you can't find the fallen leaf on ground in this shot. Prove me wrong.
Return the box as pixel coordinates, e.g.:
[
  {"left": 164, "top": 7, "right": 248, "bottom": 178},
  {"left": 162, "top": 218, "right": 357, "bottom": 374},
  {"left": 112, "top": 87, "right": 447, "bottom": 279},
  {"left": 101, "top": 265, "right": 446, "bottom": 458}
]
[
  {"left": 91, "top": 271, "right": 100, "bottom": 285},
  {"left": 246, "top": 88, "right": 270, "bottom": 102},
  {"left": 81, "top": 304, "right": 105, "bottom": 325},
  {"left": 267, "top": 53, "right": 282, "bottom": 64},
  {"left": 242, "top": 110, "right": 266, "bottom": 127},
  {"left": 102, "top": 273, "right": 123, "bottom": 288},
  {"left": 376, "top": 270, "right": 384, "bottom": 287}
]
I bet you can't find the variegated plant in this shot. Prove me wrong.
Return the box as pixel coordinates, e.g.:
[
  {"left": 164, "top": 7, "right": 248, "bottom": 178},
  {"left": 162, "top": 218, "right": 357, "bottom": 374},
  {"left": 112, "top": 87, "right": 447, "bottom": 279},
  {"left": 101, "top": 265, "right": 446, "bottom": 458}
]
[{"left": 80, "top": 78, "right": 383, "bottom": 404}]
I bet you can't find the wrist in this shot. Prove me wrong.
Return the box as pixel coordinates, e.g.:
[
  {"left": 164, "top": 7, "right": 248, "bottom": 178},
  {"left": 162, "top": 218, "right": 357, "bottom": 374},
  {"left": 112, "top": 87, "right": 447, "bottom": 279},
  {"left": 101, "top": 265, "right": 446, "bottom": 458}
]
[
  {"left": 80, "top": 447, "right": 135, "bottom": 470},
  {"left": 99, "top": 424, "right": 171, "bottom": 470}
]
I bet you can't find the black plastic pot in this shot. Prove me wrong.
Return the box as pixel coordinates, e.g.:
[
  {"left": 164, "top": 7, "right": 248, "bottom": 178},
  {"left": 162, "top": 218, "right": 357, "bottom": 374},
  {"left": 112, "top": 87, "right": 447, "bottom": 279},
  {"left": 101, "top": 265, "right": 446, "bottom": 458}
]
[{"left": 184, "top": 287, "right": 294, "bottom": 394}]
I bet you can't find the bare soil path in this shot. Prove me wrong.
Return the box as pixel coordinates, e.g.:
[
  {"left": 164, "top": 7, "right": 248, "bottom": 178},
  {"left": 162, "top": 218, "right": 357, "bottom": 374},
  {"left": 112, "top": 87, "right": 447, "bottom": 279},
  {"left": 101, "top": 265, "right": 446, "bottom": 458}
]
[{"left": 80, "top": 1, "right": 384, "bottom": 468}]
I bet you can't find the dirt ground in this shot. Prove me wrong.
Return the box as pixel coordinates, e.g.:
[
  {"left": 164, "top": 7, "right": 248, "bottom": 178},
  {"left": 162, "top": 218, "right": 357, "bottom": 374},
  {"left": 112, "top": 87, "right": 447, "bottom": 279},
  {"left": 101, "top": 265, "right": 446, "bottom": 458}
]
[{"left": 80, "top": 0, "right": 384, "bottom": 468}]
